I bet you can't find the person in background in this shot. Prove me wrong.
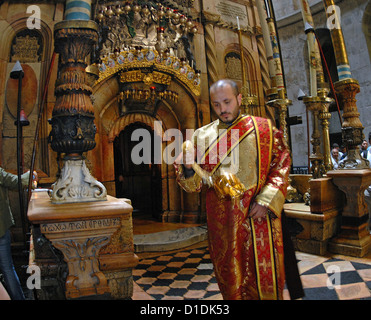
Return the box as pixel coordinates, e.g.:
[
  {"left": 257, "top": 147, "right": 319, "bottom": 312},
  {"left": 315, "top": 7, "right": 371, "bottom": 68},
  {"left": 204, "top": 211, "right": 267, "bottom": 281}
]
[
  {"left": 0, "top": 167, "right": 37, "bottom": 300},
  {"left": 332, "top": 143, "right": 343, "bottom": 159},
  {"left": 360, "top": 139, "right": 368, "bottom": 159},
  {"left": 340, "top": 144, "right": 347, "bottom": 160},
  {"left": 331, "top": 148, "right": 340, "bottom": 169}
]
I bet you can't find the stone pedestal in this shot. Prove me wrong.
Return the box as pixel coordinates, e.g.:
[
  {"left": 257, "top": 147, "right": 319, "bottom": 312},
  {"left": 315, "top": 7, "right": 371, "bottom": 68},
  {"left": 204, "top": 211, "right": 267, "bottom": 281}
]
[
  {"left": 28, "top": 191, "right": 138, "bottom": 299},
  {"left": 284, "top": 203, "right": 340, "bottom": 255},
  {"left": 327, "top": 169, "right": 371, "bottom": 257},
  {"left": 283, "top": 177, "right": 343, "bottom": 255}
]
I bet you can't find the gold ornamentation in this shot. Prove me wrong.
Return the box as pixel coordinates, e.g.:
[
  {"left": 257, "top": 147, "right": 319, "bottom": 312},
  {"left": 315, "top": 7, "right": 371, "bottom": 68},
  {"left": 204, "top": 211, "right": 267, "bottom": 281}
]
[
  {"left": 97, "top": 49, "right": 200, "bottom": 96},
  {"left": 119, "top": 70, "right": 172, "bottom": 86},
  {"left": 182, "top": 140, "right": 247, "bottom": 199}
]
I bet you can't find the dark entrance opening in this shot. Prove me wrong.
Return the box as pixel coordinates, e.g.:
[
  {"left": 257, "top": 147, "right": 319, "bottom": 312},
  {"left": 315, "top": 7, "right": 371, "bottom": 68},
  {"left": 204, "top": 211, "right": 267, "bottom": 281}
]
[{"left": 114, "top": 122, "right": 162, "bottom": 220}]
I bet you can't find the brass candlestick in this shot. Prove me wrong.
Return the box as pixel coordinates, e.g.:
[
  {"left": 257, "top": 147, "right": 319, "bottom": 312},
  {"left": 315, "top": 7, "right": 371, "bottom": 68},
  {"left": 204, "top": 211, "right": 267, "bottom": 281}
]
[
  {"left": 323, "top": 0, "right": 368, "bottom": 169},
  {"left": 318, "top": 85, "right": 334, "bottom": 172},
  {"left": 303, "top": 96, "right": 326, "bottom": 179},
  {"left": 267, "top": 90, "right": 302, "bottom": 203}
]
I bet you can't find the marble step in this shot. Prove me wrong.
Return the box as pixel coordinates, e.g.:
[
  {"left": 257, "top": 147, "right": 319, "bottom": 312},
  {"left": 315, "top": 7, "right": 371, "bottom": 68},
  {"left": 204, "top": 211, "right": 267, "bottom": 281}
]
[{"left": 134, "top": 225, "right": 208, "bottom": 252}]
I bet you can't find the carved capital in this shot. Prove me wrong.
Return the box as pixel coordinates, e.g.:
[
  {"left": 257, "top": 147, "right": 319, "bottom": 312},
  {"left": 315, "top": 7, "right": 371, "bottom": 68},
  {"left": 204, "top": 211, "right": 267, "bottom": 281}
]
[
  {"left": 40, "top": 216, "right": 121, "bottom": 299},
  {"left": 50, "top": 159, "right": 107, "bottom": 204},
  {"left": 53, "top": 236, "right": 111, "bottom": 299}
]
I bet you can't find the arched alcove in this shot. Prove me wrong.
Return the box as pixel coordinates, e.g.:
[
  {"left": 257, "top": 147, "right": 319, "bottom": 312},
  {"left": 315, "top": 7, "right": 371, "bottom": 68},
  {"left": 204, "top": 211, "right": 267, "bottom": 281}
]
[{"left": 90, "top": 70, "right": 204, "bottom": 223}]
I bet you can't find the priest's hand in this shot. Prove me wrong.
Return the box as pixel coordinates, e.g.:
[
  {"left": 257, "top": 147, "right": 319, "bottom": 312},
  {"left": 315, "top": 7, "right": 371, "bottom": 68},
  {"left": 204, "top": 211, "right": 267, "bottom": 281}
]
[
  {"left": 178, "top": 140, "right": 196, "bottom": 170},
  {"left": 249, "top": 202, "right": 268, "bottom": 220}
]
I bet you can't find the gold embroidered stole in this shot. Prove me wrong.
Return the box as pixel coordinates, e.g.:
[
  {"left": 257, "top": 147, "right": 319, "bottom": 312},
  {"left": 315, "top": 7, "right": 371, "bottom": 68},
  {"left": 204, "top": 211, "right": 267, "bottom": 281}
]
[
  {"left": 199, "top": 115, "right": 253, "bottom": 174},
  {"left": 249, "top": 117, "right": 279, "bottom": 300}
]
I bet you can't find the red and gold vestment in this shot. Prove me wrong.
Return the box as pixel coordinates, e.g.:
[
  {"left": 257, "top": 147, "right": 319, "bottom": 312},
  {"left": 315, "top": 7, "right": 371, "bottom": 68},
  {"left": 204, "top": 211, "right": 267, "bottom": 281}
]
[{"left": 175, "top": 115, "right": 292, "bottom": 300}]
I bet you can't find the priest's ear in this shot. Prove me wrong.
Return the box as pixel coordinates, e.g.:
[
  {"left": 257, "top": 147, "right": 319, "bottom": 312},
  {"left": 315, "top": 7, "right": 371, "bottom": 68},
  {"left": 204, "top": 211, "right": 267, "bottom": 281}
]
[{"left": 236, "top": 93, "right": 242, "bottom": 106}]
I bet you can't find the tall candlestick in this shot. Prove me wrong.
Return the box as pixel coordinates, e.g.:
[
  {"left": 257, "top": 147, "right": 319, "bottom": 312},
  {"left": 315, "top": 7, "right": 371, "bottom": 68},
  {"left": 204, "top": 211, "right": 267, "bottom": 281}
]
[
  {"left": 267, "top": 18, "right": 284, "bottom": 91},
  {"left": 300, "top": 0, "right": 325, "bottom": 88},
  {"left": 65, "top": 0, "right": 92, "bottom": 20},
  {"left": 256, "top": 0, "right": 276, "bottom": 90}
]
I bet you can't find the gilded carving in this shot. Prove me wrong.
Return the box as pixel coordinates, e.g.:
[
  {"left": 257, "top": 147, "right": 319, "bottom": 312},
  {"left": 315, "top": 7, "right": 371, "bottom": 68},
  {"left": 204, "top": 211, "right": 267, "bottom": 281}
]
[
  {"left": 97, "top": 48, "right": 200, "bottom": 96},
  {"left": 119, "top": 70, "right": 171, "bottom": 86},
  {"left": 11, "top": 35, "right": 40, "bottom": 63}
]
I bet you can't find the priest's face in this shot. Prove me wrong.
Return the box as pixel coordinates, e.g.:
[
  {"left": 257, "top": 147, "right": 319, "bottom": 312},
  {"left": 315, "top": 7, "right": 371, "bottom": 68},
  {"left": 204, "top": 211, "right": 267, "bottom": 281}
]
[{"left": 210, "top": 83, "right": 242, "bottom": 123}]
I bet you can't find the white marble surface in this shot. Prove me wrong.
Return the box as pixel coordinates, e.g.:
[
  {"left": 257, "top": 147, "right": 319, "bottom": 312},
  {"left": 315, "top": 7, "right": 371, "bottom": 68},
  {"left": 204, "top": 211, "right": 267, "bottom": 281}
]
[{"left": 134, "top": 225, "right": 208, "bottom": 252}]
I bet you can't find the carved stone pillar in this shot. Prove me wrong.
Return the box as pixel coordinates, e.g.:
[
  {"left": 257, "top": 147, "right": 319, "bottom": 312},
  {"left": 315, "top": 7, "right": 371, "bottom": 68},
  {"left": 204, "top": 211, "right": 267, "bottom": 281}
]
[
  {"left": 28, "top": 191, "right": 137, "bottom": 299},
  {"left": 202, "top": 11, "right": 220, "bottom": 88},
  {"left": 48, "top": 20, "right": 107, "bottom": 203}
]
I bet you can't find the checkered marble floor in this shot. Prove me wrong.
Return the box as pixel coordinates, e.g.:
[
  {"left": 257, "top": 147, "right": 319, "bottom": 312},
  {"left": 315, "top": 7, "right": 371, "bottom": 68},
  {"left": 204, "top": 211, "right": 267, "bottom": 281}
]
[
  {"left": 132, "top": 244, "right": 371, "bottom": 300},
  {"left": 133, "top": 246, "right": 220, "bottom": 300}
]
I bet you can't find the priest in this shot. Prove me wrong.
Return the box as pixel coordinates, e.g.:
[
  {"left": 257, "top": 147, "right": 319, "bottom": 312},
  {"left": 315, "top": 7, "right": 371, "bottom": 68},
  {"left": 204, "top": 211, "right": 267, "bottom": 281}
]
[{"left": 174, "top": 79, "right": 303, "bottom": 300}]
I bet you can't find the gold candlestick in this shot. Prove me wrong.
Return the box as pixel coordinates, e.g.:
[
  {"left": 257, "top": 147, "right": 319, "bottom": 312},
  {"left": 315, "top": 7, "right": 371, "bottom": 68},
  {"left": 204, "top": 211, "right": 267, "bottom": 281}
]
[
  {"left": 318, "top": 86, "right": 334, "bottom": 172},
  {"left": 303, "top": 96, "right": 326, "bottom": 179},
  {"left": 323, "top": 0, "right": 368, "bottom": 169}
]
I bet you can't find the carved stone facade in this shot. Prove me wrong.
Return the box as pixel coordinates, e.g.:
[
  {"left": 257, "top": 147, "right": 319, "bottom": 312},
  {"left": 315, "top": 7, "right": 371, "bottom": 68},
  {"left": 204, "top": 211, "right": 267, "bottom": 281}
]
[{"left": 28, "top": 191, "right": 138, "bottom": 299}]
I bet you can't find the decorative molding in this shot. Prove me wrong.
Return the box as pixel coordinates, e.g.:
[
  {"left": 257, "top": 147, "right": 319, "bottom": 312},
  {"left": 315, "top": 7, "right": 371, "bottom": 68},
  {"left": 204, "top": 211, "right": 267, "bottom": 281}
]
[{"left": 96, "top": 48, "right": 201, "bottom": 96}]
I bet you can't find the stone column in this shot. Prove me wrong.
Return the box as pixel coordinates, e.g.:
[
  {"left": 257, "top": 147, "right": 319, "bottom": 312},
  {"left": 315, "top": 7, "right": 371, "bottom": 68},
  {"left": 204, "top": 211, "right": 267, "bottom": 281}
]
[
  {"left": 28, "top": 1, "right": 138, "bottom": 300},
  {"left": 48, "top": 6, "right": 107, "bottom": 203},
  {"left": 202, "top": 11, "right": 220, "bottom": 88}
]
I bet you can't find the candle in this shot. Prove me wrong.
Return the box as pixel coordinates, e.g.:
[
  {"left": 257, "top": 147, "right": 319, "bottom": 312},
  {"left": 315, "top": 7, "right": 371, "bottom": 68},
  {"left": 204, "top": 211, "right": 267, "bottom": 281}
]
[
  {"left": 323, "top": 0, "right": 351, "bottom": 80},
  {"left": 267, "top": 18, "right": 284, "bottom": 91},
  {"left": 300, "top": 0, "right": 324, "bottom": 92},
  {"left": 305, "top": 24, "right": 317, "bottom": 96},
  {"left": 65, "top": 0, "right": 92, "bottom": 20},
  {"left": 256, "top": 0, "right": 276, "bottom": 89},
  {"left": 237, "top": 16, "right": 240, "bottom": 30}
]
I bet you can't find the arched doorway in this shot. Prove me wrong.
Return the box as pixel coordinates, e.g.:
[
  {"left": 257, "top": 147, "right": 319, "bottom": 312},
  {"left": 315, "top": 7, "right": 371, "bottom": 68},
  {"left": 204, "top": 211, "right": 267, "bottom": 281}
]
[{"left": 114, "top": 122, "right": 162, "bottom": 220}]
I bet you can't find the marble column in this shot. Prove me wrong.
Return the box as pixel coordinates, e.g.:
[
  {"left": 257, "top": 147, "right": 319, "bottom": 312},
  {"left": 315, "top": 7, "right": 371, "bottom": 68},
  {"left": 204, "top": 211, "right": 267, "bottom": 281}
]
[{"left": 48, "top": 3, "right": 107, "bottom": 203}]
